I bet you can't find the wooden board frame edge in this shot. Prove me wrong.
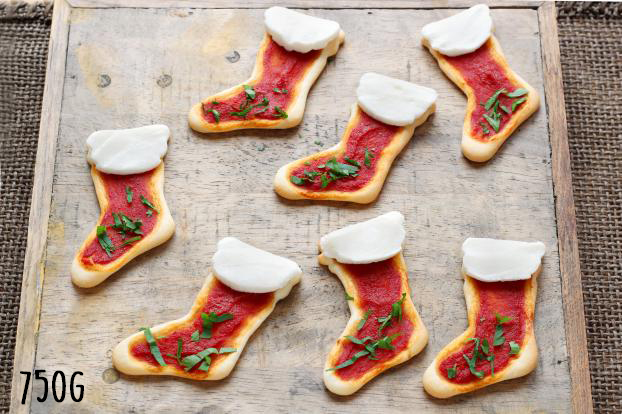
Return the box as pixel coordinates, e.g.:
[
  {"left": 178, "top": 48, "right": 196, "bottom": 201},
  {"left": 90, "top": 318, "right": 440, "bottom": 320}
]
[
  {"left": 9, "top": 0, "right": 71, "bottom": 412},
  {"left": 537, "top": 3, "right": 593, "bottom": 413},
  {"left": 9, "top": 1, "right": 592, "bottom": 413}
]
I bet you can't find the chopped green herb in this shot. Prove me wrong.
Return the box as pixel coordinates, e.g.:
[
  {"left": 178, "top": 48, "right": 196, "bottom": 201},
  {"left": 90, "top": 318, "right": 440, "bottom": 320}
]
[
  {"left": 344, "top": 292, "right": 354, "bottom": 301},
  {"left": 211, "top": 101, "right": 220, "bottom": 105},
  {"left": 447, "top": 364, "right": 457, "bottom": 379},
  {"left": 96, "top": 225, "right": 114, "bottom": 257},
  {"left": 377, "top": 293, "right": 406, "bottom": 332},
  {"left": 112, "top": 213, "right": 143, "bottom": 235},
  {"left": 243, "top": 84, "right": 256, "bottom": 100},
  {"left": 274, "top": 106, "right": 288, "bottom": 119},
  {"left": 344, "top": 336, "right": 373, "bottom": 345},
  {"left": 273, "top": 87, "right": 288, "bottom": 94},
  {"left": 326, "top": 334, "right": 400, "bottom": 371},
  {"left": 509, "top": 341, "right": 520, "bottom": 355},
  {"left": 125, "top": 186, "right": 133, "bottom": 203},
  {"left": 496, "top": 313, "right": 512, "bottom": 324},
  {"left": 327, "top": 350, "right": 369, "bottom": 371},
  {"left": 483, "top": 113, "right": 501, "bottom": 132},
  {"left": 146, "top": 210, "right": 153, "bottom": 217},
  {"left": 304, "top": 170, "right": 320, "bottom": 180},
  {"left": 481, "top": 338, "right": 490, "bottom": 355},
  {"left": 357, "top": 310, "right": 372, "bottom": 331},
  {"left": 493, "top": 324, "right": 505, "bottom": 346},
  {"left": 487, "top": 354, "right": 495, "bottom": 376},
  {"left": 325, "top": 158, "right": 359, "bottom": 178},
  {"left": 140, "top": 327, "right": 167, "bottom": 366},
  {"left": 304, "top": 161, "right": 311, "bottom": 166},
  {"left": 479, "top": 121, "right": 491, "bottom": 134},
  {"left": 506, "top": 88, "right": 528, "bottom": 98},
  {"left": 511, "top": 97, "right": 527, "bottom": 111},
  {"left": 140, "top": 195, "right": 158, "bottom": 213},
  {"left": 344, "top": 157, "right": 361, "bottom": 167},
  {"left": 191, "top": 330, "right": 200, "bottom": 342},
  {"left": 484, "top": 88, "right": 507, "bottom": 110},
  {"left": 290, "top": 175, "right": 305, "bottom": 186},
  {"left": 500, "top": 105, "right": 511, "bottom": 114},
  {"left": 364, "top": 148, "right": 375, "bottom": 167},
  {"left": 201, "top": 312, "right": 233, "bottom": 339},
  {"left": 463, "top": 338, "right": 484, "bottom": 378},
  {"left": 207, "top": 108, "right": 220, "bottom": 123},
  {"left": 166, "top": 338, "right": 184, "bottom": 365},
  {"left": 120, "top": 236, "right": 141, "bottom": 247},
  {"left": 182, "top": 347, "right": 217, "bottom": 372},
  {"left": 320, "top": 173, "right": 330, "bottom": 188}
]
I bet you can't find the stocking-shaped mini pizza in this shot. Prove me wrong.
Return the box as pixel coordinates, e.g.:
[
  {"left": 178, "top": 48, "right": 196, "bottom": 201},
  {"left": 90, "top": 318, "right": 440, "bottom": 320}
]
[
  {"left": 71, "top": 125, "right": 175, "bottom": 288},
  {"left": 274, "top": 73, "right": 437, "bottom": 204},
  {"left": 188, "top": 7, "right": 345, "bottom": 133},
  {"left": 421, "top": 4, "right": 539, "bottom": 162},
  {"left": 423, "top": 238, "right": 545, "bottom": 398},
  {"left": 319, "top": 212, "right": 428, "bottom": 395},
  {"left": 113, "top": 237, "right": 301, "bottom": 380}
]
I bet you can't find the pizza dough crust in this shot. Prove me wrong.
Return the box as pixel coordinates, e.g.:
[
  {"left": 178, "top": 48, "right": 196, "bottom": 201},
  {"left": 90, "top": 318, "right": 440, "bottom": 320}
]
[
  {"left": 188, "top": 31, "right": 345, "bottom": 133},
  {"left": 70, "top": 164, "right": 175, "bottom": 288},
  {"left": 112, "top": 271, "right": 300, "bottom": 380},
  {"left": 422, "top": 268, "right": 539, "bottom": 398},
  {"left": 273, "top": 103, "right": 434, "bottom": 204},
  {"left": 319, "top": 252, "right": 428, "bottom": 395},
  {"left": 422, "top": 35, "right": 539, "bottom": 162}
]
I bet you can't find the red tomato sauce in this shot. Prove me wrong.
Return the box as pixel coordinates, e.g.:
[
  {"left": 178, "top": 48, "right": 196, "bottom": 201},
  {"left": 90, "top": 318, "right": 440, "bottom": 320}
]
[
  {"left": 202, "top": 37, "right": 320, "bottom": 123},
  {"left": 131, "top": 279, "right": 274, "bottom": 371},
  {"left": 444, "top": 40, "right": 525, "bottom": 140},
  {"left": 80, "top": 170, "right": 158, "bottom": 266},
  {"left": 332, "top": 258, "right": 413, "bottom": 380},
  {"left": 438, "top": 279, "right": 527, "bottom": 384},
  {"left": 290, "top": 111, "right": 399, "bottom": 193}
]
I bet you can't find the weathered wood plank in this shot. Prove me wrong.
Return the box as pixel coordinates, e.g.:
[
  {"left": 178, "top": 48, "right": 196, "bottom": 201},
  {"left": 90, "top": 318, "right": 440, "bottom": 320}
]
[
  {"left": 14, "top": 4, "right": 578, "bottom": 413},
  {"left": 66, "top": 0, "right": 545, "bottom": 10},
  {"left": 538, "top": 3, "right": 593, "bottom": 414},
  {"left": 9, "top": 1, "right": 71, "bottom": 413}
]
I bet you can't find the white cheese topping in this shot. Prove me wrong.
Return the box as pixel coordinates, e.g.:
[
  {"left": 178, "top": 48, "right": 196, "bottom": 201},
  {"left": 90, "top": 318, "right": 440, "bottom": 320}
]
[
  {"left": 462, "top": 238, "right": 546, "bottom": 282},
  {"left": 421, "top": 4, "right": 493, "bottom": 57},
  {"left": 213, "top": 237, "right": 302, "bottom": 294},
  {"left": 320, "top": 211, "right": 405, "bottom": 264},
  {"left": 264, "top": 6, "right": 341, "bottom": 53},
  {"left": 86, "top": 125, "right": 169, "bottom": 175},
  {"left": 356, "top": 73, "right": 437, "bottom": 127}
]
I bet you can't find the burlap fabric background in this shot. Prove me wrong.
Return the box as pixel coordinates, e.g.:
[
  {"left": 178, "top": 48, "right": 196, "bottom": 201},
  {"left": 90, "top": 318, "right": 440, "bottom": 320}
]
[{"left": 0, "top": 1, "right": 620, "bottom": 412}]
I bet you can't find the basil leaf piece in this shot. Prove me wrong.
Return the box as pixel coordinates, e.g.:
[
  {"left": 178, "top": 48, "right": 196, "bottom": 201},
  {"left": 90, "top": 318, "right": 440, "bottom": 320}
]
[
  {"left": 219, "top": 347, "right": 237, "bottom": 354},
  {"left": 243, "top": 84, "right": 256, "bottom": 100},
  {"left": 506, "top": 88, "right": 528, "bottom": 98},
  {"left": 304, "top": 161, "right": 311, "bottom": 166},
  {"left": 364, "top": 148, "right": 375, "bottom": 167},
  {"left": 487, "top": 354, "right": 495, "bottom": 376},
  {"left": 478, "top": 121, "right": 491, "bottom": 134},
  {"left": 344, "top": 292, "right": 354, "bottom": 301},
  {"left": 125, "top": 186, "right": 133, "bottom": 203},
  {"left": 140, "top": 195, "right": 158, "bottom": 213},
  {"left": 484, "top": 88, "right": 507, "bottom": 110},
  {"left": 511, "top": 97, "right": 527, "bottom": 111},
  {"left": 483, "top": 113, "right": 500, "bottom": 132},
  {"left": 201, "top": 312, "right": 234, "bottom": 339},
  {"left": 357, "top": 310, "right": 372, "bottom": 331},
  {"left": 304, "top": 170, "right": 320, "bottom": 180},
  {"left": 493, "top": 324, "right": 505, "bottom": 346},
  {"left": 181, "top": 347, "right": 218, "bottom": 371},
  {"left": 273, "top": 87, "right": 288, "bottom": 94},
  {"left": 274, "top": 106, "right": 288, "bottom": 119},
  {"left": 211, "top": 101, "right": 220, "bottom": 105},
  {"left": 320, "top": 173, "right": 331, "bottom": 188},
  {"left": 96, "top": 225, "right": 114, "bottom": 257},
  {"left": 377, "top": 293, "right": 406, "bottom": 332},
  {"left": 191, "top": 330, "right": 200, "bottom": 342},
  {"left": 326, "top": 158, "right": 359, "bottom": 178},
  {"left": 207, "top": 108, "right": 220, "bottom": 123},
  {"left": 462, "top": 354, "right": 484, "bottom": 379},
  {"left": 481, "top": 338, "right": 490, "bottom": 355},
  {"left": 112, "top": 213, "right": 143, "bottom": 235},
  {"left": 509, "top": 341, "right": 520, "bottom": 355},
  {"left": 326, "top": 350, "right": 370, "bottom": 371},
  {"left": 447, "top": 364, "right": 457, "bottom": 379},
  {"left": 140, "top": 327, "right": 167, "bottom": 366},
  {"left": 344, "top": 157, "right": 361, "bottom": 167},
  {"left": 146, "top": 210, "right": 153, "bottom": 217},
  {"left": 290, "top": 175, "right": 305, "bottom": 186},
  {"left": 120, "top": 236, "right": 141, "bottom": 247},
  {"left": 500, "top": 105, "right": 511, "bottom": 114},
  {"left": 496, "top": 313, "right": 512, "bottom": 324},
  {"left": 344, "top": 336, "right": 373, "bottom": 345}
]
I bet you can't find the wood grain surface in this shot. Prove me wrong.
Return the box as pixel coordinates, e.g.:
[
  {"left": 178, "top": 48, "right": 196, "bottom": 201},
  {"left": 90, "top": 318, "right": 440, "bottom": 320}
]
[{"left": 17, "top": 3, "right": 576, "bottom": 413}]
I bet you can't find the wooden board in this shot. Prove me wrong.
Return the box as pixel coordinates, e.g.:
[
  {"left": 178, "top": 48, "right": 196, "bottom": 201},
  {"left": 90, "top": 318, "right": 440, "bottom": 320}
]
[{"left": 11, "top": 1, "right": 592, "bottom": 413}]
